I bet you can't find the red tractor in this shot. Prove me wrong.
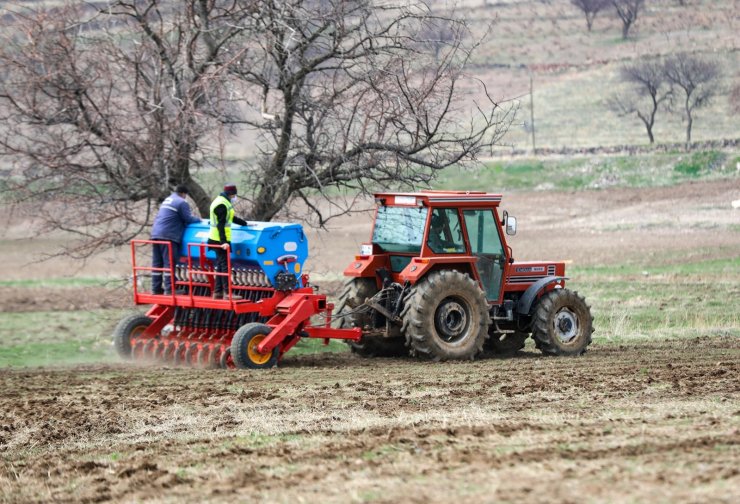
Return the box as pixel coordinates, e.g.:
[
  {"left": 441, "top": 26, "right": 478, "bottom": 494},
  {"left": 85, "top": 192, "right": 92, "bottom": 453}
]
[{"left": 334, "top": 190, "right": 594, "bottom": 360}]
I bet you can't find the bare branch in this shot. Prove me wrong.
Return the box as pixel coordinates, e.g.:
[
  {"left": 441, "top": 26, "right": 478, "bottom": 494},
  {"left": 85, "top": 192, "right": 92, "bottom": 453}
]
[
  {"left": 612, "top": 0, "right": 644, "bottom": 39},
  {"left": 0, "top": 0, "right": 512, "bottom": 257},
  {"left": 608, "top": 59, "right": 671, "bottom": 144},
  {"left": 663, "top": 53, "right": 721, "bottom": 145},
  {"left": 570, "top": 0, "right": 610, "bottom": 32}
]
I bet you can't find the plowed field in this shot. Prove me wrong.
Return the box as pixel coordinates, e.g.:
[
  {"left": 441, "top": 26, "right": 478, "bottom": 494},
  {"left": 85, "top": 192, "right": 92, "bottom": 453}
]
[
  {"left": 2, "top": 177, "right": 739, "bottom": 502},
  {"left": 2, "top": 336, "right": 739, "bottom": 503}
]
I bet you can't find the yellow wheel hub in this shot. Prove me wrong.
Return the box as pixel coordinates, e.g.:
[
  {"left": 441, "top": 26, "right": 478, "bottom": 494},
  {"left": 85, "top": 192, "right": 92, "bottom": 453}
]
[
  {"left": 247, "top": 334, "right": 272, "bottom": 365},
  {"left": 131, "top": 325, "right": 147, "bottom": 340}
]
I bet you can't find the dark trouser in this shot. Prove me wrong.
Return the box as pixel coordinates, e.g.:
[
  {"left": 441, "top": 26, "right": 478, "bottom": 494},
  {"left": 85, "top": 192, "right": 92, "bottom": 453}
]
[
  {"left": 208, "top": 239, "right": 229, "bottom": 294},
  {"left": 152, "top": 241, "right": 178, "bottom": 294}
]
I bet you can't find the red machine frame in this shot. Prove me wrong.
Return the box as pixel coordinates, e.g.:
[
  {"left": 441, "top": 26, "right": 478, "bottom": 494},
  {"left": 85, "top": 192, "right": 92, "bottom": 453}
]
[{"left": 129, "top": 240, "right": 360, "bottom": 366}]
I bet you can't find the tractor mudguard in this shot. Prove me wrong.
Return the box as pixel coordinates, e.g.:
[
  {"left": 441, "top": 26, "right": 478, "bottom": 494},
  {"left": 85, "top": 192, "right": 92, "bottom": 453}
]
[
  {"left": 516, "top": 276, "right": 567, "bottom": 315},
  {"left": 343, "top": 254, "right": 389, "bottom": 279}
]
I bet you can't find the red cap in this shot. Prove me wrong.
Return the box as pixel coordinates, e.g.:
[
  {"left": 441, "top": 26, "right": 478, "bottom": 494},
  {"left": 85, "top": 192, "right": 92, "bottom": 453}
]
[{"left": 224, "top": 184, "right": 237, "bottom": 195}]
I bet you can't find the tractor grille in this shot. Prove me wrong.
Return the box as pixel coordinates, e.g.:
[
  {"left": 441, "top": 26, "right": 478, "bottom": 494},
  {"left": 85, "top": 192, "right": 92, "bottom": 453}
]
[{"left": 508, "top": 275, "right": 546, "bottom": 284}]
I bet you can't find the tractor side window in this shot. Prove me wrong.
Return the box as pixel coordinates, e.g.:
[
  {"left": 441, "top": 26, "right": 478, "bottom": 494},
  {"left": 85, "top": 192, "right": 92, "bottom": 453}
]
[
  {"left": 427, "top": 208, "right": 465, "bottom": 254},
  {"left": 463, "top": 210, "right": 504, "bottom": 256}
]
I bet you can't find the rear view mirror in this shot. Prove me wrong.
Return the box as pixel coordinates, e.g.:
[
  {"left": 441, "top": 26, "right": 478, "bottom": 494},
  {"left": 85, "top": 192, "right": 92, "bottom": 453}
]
[{"left": 506, "top": 215, "right": 517, "bottom": 235}]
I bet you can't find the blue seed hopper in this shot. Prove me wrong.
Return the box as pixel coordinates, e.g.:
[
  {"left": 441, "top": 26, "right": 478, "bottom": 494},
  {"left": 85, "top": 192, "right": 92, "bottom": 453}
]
[{"left": 180, "top": 220, "right": 309, "bottom": 287}]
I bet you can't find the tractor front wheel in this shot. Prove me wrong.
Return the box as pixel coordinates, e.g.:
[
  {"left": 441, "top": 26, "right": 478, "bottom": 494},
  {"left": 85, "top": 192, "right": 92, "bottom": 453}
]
[
  {"left": 231, "top": 323, "right": 280, "bottom": 369},
  {"left": 402, "top": 270, "right": 489, "bottom": 361},
  {"left": 531, "top": 288, "right": 593, "bottom": 356},
  {"left": 112, "top": 314, "right": 152, "bottom": 360}
]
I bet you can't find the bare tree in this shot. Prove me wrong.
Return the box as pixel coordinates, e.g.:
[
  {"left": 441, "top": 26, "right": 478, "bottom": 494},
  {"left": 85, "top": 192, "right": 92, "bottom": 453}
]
[
  {"left": 571, "top": 0, "right": 610, "bottom": 31},
  {"left": 609, "top": 60, "right": 671, "bottom": 144},
  {"left": 0, "top": 1, "right": 512, "bottom": 255},
  {"left": 663, "top": 53, "right": 721, "bottom": 145},
  {"left": 612, "top": 0, "right": 645, "bottom": 39},
  {"left": 730, "top": 82, "right": 740, "bottom": 114},
  {"left": 0, "top": 1, "right": 251, "bottom": 257},
  {"left": 419, "top": 6, "right": 460, "bottom": 61},
  {"left": 207, "top": 1, "right": 512, "bottom": 225}
]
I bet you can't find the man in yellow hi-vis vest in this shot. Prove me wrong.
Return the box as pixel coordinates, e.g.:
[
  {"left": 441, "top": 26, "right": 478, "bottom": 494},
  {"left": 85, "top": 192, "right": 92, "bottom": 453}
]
[{"left": 208, "top": 184, "right": 248, "bottom": 299}]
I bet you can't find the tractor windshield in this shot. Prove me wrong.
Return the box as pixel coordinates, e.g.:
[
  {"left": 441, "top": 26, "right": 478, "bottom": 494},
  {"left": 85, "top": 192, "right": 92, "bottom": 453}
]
[{"left": 372, "top": 206, "right": 428, "bottom": 253}]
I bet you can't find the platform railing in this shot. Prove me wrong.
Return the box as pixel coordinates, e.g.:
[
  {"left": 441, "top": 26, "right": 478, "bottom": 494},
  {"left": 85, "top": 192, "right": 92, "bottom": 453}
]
[
  {"left": 131, "top": 240, "right": 240, "bottom": 303},
  {"left": 131, "top": 239, "right": 177, "bottom": 302}
]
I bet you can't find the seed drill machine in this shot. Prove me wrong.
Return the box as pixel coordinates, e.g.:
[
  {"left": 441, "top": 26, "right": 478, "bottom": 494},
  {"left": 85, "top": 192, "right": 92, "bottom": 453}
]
[{"left": 114, "top": 191, "right": 593, "bottom": 368}]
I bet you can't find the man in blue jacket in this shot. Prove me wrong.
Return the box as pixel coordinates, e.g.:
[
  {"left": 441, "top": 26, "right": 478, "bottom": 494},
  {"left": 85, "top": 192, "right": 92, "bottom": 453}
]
[{"left": 151, "top": 185, "right": 202, "bottom": 295}]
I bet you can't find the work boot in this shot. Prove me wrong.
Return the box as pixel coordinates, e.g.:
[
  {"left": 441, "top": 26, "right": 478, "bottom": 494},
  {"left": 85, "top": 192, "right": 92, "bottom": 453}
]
[{"left": 212, "top": 292, "right": 223, "bottom": 300}]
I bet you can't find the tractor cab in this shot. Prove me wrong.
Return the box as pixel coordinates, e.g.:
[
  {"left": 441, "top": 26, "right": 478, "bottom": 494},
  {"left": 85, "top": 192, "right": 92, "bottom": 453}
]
[{"left": 347, "top": 191, "right": 516, "bottom": 305}]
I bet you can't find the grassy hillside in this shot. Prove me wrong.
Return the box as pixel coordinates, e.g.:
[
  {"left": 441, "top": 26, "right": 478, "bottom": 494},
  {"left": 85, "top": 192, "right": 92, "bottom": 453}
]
[
  {"left": 4, "top": 0, "right": 736, "bottom": 155},
  {"left": 436, "top": 150, "right": 740, "bottom": 191},
  {"left": 465, "top": 0, "right": 738, "bottom": 150}
]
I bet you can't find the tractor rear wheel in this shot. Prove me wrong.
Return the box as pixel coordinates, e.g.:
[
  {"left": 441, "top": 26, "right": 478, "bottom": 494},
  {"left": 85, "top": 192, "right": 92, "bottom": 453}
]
[
  {"left": 231, "top": 323, "right": 280, "bottom": 369},
  {"left": 112, "top": 314, "right": 152, "bottom": 360},
  {"left": 486, "top": 330, "right": 528, "bottom": 354},
  {"left": 402, "top": 270, "right": 489, "bottom": 361},
  {"left": 531, "top": 288, "right": 593, "bottom": 356},
  {"left": 334, "top": 278, "right": 407, "bottom": 358}
]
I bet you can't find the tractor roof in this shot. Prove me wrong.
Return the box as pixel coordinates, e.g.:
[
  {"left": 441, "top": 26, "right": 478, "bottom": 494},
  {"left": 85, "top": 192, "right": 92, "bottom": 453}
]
[{"left": 374, "top": 190, "right": 503, "bottom": 207}]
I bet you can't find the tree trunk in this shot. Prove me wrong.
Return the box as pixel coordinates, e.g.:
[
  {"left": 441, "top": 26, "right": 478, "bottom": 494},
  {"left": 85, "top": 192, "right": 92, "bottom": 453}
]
[
  {"left": 187, "top": 180, "right": 211, "bottom": 218},
  {"left": 685, "top": 115, "right": 693, "bottom": 145},
  {"left": 249, "top": 183, "right": 290, "bottom": 222},
  {"left": 167, "top": 143, "right": 210, "bottom": 217},
  {"left": 622, "top": 20, "right": 631, "bottom": 39},
  {"left": 685, "top": 97, "right": 693, "bottom": 146}
]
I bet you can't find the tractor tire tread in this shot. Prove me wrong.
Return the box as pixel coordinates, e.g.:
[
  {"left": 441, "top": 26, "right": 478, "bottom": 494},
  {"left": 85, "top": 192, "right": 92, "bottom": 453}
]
[
  {"left": 531, "top": 289, "right": 593, "bottom": 356},
  {"left": 112, "top": 314, "right": 152, "bottom": 360},
  {"left": 231, "top": 322, "right": 279, "bottom": 369},
  {"left": 402, "top": 270, "right": 488, "bottom": 361}
]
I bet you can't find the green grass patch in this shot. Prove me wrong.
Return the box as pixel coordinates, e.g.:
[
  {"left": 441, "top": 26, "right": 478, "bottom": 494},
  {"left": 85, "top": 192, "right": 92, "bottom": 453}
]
[
  {"left": 0, "top": 309, "right": 126, "bottom": 368},
  {"left": 434, "top": 151, "right": 738, "bottom": 192},
  {"left": 569, "top": 256, "right": 740, "bottom": 343},
  {"left": 289, "top": 337, "right": 348, "bottom": 355},
  {"left": 674, "top": 151, "right": 726, "bottom": 177},
  {"left": 573, "top": 255, "right": 740, "bottom": 278},
  {"left": 225, "top": 432, "right": 302, "bottom": 450},
  {"left": 0, "top": 277, "right": 117, "bottom": 289},
  {"left": 0, "top": 339, "right": 118, "bottom": 368}
]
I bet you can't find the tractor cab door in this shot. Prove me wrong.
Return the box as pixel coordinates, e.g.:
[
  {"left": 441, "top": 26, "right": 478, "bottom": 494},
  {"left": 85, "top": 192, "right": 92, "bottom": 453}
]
[{"left": 462, "top": 209, "right": 505, "bottom": 302}]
